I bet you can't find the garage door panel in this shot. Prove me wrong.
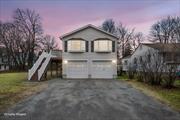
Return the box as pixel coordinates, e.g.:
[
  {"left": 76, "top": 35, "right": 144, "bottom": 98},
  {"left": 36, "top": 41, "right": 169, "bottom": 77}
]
[
  {"left": 92, "top": 61, "right": 113, "bottom": 78},
  {"left": 67, "top": 61, "right": 88, "bottom": 78}
]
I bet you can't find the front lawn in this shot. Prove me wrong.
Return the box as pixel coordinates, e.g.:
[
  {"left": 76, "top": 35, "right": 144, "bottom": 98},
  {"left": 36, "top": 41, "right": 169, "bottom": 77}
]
[
  {"left": 0, "top": 72, "right": 47, "bottom": 112},
  {"left": 118, "top": 74, "right": 180, "bottom": 111}
]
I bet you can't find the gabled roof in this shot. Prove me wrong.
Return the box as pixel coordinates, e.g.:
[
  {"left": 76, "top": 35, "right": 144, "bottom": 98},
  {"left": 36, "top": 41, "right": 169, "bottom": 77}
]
[
  {"left": 143, "top": 43, "right": 180, "bottom": 52},
  {"left": 60, "top": 24, "right": 119, "bottom": 40}
]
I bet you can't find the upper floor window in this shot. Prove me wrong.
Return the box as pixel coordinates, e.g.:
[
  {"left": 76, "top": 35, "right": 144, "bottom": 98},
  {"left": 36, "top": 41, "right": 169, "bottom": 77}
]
[
  {"left": 67, "top": 40, "right": 85, "bottom": 52},
  {"left": 94, "top": 40, "right": 112, "bottom": 52}
]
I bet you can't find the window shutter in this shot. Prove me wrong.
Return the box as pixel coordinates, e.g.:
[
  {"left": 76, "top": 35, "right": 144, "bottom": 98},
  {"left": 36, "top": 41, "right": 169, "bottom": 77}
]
[
  {"left": 86, "top": 41, "right": 88, "bottom": 52},
  {"left": 91, "top": 41, "right": 94, "bottom": 52},
  {"left": 112, "top": 41, "right": 115, "bottom": 52},
  {"left": 64, "top": 41, "right": 67, "bottom": 52}
]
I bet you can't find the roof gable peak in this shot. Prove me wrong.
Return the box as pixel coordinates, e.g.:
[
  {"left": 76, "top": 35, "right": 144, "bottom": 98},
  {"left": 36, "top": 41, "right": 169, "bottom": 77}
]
[{"left": 60, "top": 24, "right": 118, "bottom": 40}]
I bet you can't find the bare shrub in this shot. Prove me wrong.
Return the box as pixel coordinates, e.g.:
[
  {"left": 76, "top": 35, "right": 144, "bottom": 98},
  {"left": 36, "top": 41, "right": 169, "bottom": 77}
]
[
  {"left": 136, "top": 72, "right": 143, "bottom": 82},
  {"left": 127, "top": 63, "right": 135, "bottom": 79},
  {"left": 162, "top": 64, "right": 178, "bottom": 88},
  {"left": 138, "top": 50, "right": 164, "bottom": 85}
]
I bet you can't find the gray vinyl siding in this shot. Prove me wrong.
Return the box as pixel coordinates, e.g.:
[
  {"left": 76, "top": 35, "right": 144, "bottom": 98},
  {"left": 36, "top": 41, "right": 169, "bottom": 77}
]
[{"left": 61, "top": 27, "right": 117, "bottom": 78}]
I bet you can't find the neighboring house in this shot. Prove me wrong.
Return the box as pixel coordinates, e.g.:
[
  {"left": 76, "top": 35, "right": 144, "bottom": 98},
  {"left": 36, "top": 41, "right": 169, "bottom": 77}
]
[
  {"left": 0, "top": 46, "right": 9, "bottom": 71},
  {"left": 122, "top": 43, "right": 180, "bottom": 72},
  {"left": 60, "top": 24, "right": 118, "bottom": 79},
  {"left": 121, "top": 55, "right": 131, "bottom": 71},
  {"left": 0, "top": 57, "right": 9, "bottom": 72}
]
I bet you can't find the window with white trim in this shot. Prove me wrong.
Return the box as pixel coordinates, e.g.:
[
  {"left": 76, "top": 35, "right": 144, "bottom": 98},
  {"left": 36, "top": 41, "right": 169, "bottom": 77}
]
[
  {"left": 68, "top": 40, "right": 85, "bottom": 52},
  {"left": 94, "top": 40, "right": 112, "bottom": 52}
]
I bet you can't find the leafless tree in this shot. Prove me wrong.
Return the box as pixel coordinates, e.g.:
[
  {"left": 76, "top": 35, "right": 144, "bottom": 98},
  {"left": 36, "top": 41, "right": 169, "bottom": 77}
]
[
  {"left": 41, "top": 35, "right": 58, "bottom": 52},
  {"left": 173, "top": 17, "right": 180, "bottom": 43},
  {"left": 101, "top": 19, "right": 144, "bottom": 59},
  {"left": 116, "top": 23, "right": 135, "bottom": 58},
  {"left": 124, "top": 41, "right": 132, "bottom": 57},
  {"left": 0, "top": 8, "right": 45, "bottom": 70},
  {"left": 150, "top": 16, "right": 180, "bottom": 43},
  {"left": 13, "top": 8, "right": 43, "bottom": 68},
  {"left": 0, "top": 22, "right": 28, "bottom": 70},
  {"left": 132, "top": 32, "right": 144, "bottom": 50},
  {"left": 102, "top": 19, "right": 116, "bottom": 34}
]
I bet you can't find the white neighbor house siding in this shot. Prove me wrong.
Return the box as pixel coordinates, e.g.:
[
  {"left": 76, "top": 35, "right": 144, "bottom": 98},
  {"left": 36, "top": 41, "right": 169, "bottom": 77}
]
[
  {"left": 122, "top": 44, "right": 158, "bottom": 71},
  {"left": 0, "top": 65, "right": 9, "bottom": 71},
  {"left": 123, "top": 44, "right": 180, "bottom": 72},
  {"left": 122, "top": 57, "right": 130, "bottom": 71},
  {"left": 125, "top": 44, "right": 157, "bottom": 71},
  {"left": 62, "top": 26, "right": 117, "bottom": 79}
]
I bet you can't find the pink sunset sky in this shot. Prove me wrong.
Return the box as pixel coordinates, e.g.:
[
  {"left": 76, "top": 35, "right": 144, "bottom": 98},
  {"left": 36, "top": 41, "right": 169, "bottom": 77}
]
[{"left": 0, "top": 0, "right": 180, "bottom": 49}]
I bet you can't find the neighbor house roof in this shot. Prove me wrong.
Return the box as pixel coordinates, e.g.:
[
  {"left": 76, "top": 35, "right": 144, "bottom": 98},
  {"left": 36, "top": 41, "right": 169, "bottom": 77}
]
[
  {"left": 60, "top": 24, "right": 119, "bottom": 40},
  {"left": 143, "top": 43, "right": 180, "bottom": 52},
  {"left": 122, "top": 43, "right": 180, "bottom": 59}
]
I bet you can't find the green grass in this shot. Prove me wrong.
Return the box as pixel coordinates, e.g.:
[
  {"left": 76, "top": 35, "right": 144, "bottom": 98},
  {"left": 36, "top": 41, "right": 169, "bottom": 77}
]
[
  {"left": 175, "top": 79, "right": 180, "bottom": 86},
  {"left": 0, "top": 72, "right": 47, "bottom": 112},
  {"left": 0, "top": 72, "right": 27, "bottom": 94},
  {"left": 118, "top": 74, "right": 180, "bottom": 111},
  {"left": 117, "top": 73, "right": 128, "bottom": 80}
]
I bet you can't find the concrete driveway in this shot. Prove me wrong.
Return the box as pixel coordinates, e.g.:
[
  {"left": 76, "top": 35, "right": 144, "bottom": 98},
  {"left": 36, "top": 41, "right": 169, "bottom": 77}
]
[{"left": 2, "top": 79, "right": 180, "bottom": 120}]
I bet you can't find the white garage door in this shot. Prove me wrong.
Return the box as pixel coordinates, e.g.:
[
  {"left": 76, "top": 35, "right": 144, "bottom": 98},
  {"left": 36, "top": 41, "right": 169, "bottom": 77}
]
[
  {"left": 92, "top": 61, "right": 113, "bottom": 78},
  {"left": 66, "top": 61, "right": 88, "bottom": 78}
]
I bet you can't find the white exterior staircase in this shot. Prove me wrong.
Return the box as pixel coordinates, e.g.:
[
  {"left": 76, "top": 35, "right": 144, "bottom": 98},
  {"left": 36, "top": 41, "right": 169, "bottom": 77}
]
[
  {"left": 38, "top": 53, "right": 52, "bottom": 80},
  {"left": 28, "top": 50, "right": 61, "bottom": 81}
]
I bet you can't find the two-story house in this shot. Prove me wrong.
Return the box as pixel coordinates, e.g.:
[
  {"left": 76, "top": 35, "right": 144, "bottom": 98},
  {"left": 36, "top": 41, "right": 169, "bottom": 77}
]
[{"left": 60, "top": 24, "right": 118, "bottom": 79}]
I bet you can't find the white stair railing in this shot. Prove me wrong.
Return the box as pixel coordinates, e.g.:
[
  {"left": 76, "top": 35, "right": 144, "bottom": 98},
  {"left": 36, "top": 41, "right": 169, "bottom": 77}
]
[
  {"left": 28, "top": 52, "right": 47, "bottom": 80},
  {"left": 38, "top": 53, "right": 52, "bottom": 80}
]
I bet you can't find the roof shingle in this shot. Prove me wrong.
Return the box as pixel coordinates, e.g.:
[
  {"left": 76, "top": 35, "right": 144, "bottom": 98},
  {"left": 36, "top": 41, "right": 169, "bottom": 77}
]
[{"left": 143, "top": 43, "right": 180, "bottom": 52}]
